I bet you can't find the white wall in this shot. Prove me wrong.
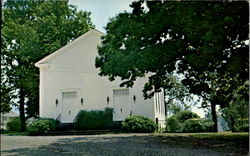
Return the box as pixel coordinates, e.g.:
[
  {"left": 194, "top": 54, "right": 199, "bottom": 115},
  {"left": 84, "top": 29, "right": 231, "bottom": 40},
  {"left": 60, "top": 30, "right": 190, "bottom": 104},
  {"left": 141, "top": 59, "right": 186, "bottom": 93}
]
[{"left": 37, "top": 30, "right": 165, "bottom": 126}]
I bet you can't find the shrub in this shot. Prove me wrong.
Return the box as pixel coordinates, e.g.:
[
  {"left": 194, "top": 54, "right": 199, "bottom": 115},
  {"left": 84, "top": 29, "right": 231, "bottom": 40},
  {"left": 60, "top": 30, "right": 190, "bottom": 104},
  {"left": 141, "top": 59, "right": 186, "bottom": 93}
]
[
  {"left": 7, "top": 117, "right": 21, "bottom": 131},
  {"left": 74, "top": 107, "right": 113, "bottom": 130},
  {"left": 235, "top": 118, "right": 249, "bottom": 132},
  {"left": 43, "top": 118, "right": 59, "bottom": 131},
  {"left": 175, "top": 110, "right": 200, "bottom": 122},
  {"left": 166, "top": 116, "right": 181, "bottom": 132},
  {"left": 181, "top": 118, "right": 205, "bottom": 132},
  {"left": 122, "top": 116, "right": 157, "bottom": 133},
  {"left": 27, "top": 118, "right": 58, "bottom": 135},
  {"left": 237, "top": 124, "right": 249, "bottom": 132},
  {"left": 165, "top": 110, "right": 216, "bottom": 133},
  {"left": 201, "top": 120, "right": 214, "bottom": 132}
]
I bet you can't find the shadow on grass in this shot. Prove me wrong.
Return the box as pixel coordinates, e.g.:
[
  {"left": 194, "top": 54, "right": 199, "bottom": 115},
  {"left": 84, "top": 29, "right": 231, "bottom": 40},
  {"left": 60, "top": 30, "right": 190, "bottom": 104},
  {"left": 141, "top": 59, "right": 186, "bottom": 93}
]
[
  {"left": 154, "top": 133, "right": 249, "bottom": 155},
  {"left": 1, "top": 135, "right": 247, "bottom": 156}
]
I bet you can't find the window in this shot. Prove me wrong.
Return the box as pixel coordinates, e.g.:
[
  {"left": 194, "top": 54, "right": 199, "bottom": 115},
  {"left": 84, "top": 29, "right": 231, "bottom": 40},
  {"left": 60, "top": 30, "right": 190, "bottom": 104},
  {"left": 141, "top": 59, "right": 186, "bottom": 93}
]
[
  {"left": 113, "top": 89, "right": 129, "bottom": 95},
  {"left": 62, "top": 91, "right": 77, "bottom": 98}
]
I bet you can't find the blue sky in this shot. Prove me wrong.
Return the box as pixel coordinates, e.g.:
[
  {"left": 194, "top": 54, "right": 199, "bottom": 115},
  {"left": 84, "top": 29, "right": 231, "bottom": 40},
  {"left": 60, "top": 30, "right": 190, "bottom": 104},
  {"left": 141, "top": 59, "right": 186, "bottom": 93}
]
[{"left": 69, "top": 0, "right": 134, "bottom": 33}]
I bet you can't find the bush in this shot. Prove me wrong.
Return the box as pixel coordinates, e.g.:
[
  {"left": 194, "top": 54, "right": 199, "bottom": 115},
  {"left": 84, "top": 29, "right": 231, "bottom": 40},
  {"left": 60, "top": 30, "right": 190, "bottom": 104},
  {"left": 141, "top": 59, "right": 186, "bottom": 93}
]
[
  {"left": 166, "top": 111, "right": 203, "bottom": 132},
  {"left": 122, "top": 116, "right": 157, "bottom": 133},
  {"left": 175, "top": 110, "right": 200, "bottom": 122},
  {"left": 166, "top": 116, "right": 181, "bottom": 132},
  {"left": 181, "top": 118, "right": 205, "bottom": 132},
  {"left": 74, "top": 107, "right": 113, "bottom": 130},
  {"left": 27, "top": 118, "right": 58, "bottom": 135},
  {"left": 237, "top": 124, "right": 249, "bottom": 132},
  {"left": 235, "top": 118, "right": 249, "bottom": 132},
  {"left": 7, "top": 117, "right": 21, "bottom": 131},
  {"left": 201, "top": 120, "right": 214, "bottom": 132}
]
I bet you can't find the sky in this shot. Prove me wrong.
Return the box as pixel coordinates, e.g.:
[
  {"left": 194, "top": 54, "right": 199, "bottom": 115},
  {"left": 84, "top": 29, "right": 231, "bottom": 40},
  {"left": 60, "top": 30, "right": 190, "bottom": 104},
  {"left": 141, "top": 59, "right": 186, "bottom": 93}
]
[
  {"left": 69, "top": 0, "right": 206, "bottom": 117},
  {"left": 69, "top": 0, "right": 134, "bottom": 33}
]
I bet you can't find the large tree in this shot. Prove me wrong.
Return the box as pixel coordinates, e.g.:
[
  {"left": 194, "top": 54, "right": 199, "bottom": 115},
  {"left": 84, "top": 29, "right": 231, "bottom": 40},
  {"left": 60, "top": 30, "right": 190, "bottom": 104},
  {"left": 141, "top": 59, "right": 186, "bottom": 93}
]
[
  {"left": 96, "top": 1, "right": 249, "bottom": 131},
  {"left": 1, "top": 0, "right": 94, "bottom": 131}
]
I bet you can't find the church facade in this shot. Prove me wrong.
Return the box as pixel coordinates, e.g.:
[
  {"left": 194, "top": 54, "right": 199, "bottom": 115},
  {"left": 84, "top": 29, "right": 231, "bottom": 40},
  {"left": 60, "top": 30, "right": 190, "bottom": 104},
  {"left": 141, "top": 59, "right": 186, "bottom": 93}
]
[{"left": 35, "top": 29, "right": 166, "bottom": 128}]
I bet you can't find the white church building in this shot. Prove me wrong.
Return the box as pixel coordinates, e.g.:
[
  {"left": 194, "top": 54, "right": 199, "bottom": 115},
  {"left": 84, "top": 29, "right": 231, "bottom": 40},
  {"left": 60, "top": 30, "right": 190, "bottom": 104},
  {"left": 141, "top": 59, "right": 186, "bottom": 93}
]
[{"left": 35, "top": 29, "right": 166, "bottom": 128}]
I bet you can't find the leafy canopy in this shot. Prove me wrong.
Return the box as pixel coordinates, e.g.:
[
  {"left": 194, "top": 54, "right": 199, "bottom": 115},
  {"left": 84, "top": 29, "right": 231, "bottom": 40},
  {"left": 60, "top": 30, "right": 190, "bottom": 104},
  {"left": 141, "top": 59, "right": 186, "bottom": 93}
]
[
  {"left": 96, "top": 1, "right": 249, "bottom": 103},
  {"left": 1, "top": 0, "right": 94, "bottom": 118}
]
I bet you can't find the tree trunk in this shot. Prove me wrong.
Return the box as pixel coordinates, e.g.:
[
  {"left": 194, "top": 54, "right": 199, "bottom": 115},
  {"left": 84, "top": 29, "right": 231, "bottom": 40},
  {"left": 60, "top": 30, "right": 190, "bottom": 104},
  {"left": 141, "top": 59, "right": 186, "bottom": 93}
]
[
  {"left": 165, "top": 104, "right": 167, "bottom": 118},
  {"left": 19, "top": 88, "right": 26, "bottom": 131},
  {"left": 164, "top": 97, "right": 174, "bottom": 118},
  {"left": 211, "top": 103, "right": 218, "bottom": 132}
]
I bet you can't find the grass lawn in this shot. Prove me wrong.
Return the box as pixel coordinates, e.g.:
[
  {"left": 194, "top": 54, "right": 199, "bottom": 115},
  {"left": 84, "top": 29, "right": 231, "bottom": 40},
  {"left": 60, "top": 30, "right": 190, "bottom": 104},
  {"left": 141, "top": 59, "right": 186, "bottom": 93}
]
[
  {"left": 0, "top": 130, "right": 28, "bottom": 135},
  {"left": 153, "top": 132, "right": 249, "bottom": 155}
]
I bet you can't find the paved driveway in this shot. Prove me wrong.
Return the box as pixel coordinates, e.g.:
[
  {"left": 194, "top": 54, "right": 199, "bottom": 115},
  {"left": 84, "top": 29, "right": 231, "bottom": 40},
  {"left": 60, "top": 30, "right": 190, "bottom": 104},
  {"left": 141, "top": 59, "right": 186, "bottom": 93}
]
[{"left": 1, "top": 134, "right": 229, "bottom": 156}]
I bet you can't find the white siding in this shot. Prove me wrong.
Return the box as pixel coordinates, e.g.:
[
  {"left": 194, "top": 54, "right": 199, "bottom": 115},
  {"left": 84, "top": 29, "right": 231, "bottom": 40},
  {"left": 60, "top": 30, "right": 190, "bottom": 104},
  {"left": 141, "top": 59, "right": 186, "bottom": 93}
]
[{"left": 37, "top": 30, "right": 165, "bottom": 127}]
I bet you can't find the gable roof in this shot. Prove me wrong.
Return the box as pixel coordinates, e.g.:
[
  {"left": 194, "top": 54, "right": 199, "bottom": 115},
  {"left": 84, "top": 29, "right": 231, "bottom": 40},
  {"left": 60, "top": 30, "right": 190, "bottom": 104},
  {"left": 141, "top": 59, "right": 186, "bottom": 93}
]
[{"left": 35, "top": 29, "right": 105, "bottom": 68}]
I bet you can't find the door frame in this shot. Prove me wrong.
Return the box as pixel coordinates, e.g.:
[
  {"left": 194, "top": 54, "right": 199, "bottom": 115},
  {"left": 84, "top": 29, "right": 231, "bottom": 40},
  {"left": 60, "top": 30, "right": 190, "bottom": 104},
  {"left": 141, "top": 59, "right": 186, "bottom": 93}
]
[{"left": 60, "top": 88, "right": 80, "bottom": 123}]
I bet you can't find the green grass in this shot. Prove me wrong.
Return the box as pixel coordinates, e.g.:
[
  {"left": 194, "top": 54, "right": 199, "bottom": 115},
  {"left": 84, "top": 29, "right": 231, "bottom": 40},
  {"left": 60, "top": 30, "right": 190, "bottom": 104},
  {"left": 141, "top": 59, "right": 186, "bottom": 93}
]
[
  {"left": 152, "top": 132, "right": 249, "bottom": 155},
  {"left": 1, "top": 130, "right": 28, "bottom": 135},
  {"left": 154, "top": 131, "right": 248, "bottom": 138}
]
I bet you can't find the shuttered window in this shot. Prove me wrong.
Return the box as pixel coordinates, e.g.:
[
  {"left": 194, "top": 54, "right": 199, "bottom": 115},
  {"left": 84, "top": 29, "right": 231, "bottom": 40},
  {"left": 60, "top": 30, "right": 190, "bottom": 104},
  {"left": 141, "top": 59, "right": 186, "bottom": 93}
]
[
  {"left": 113, "top": 89, "right": 129, "bottom": 95},
  {"left": 62, "top": 91, "right": 77, "bottom": 98}
]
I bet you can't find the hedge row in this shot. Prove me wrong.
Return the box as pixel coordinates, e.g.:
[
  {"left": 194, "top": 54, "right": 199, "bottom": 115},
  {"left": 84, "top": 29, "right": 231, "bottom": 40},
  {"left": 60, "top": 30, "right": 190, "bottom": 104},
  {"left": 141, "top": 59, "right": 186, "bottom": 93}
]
[
  {"left": 74, "top": 107, "right": 113, "bottom": 130},
  {"left": 166, "top": 111, "right": 214, "bottom": 132},
  {"left": 6, "top": 108, "right": 158, "bottom": 134}
]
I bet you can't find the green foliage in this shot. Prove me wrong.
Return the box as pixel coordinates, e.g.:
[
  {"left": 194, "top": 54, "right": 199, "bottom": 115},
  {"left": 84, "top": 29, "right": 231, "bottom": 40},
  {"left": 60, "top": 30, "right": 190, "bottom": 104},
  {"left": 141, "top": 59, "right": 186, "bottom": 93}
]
[
  {"left": 164, "top": 75, "right": 195, "bottom": 116},
  {"left": 27, "top": 118, "right": 58, "bottom": 135},
  {"left": 2, "top": 0, "right": 94, "bottom": 130},
  {"left": 181, "top": 119, "right": 214, "bottom": 132},
  {"left": 234, "top": 118, "right": 249, "bottom": 132},
  {"left": 96, "top": 1, "right": 249, "bottom": 132},
  {"left": 166, "top": 110, "right": 213, "bottom": 132},
  {"left": 41, "top": 118, "right": 59, "bottom": 131},
  {"left": 122, "top": 116, "right": 157, "bottom": 133},
  {"left": 27, "top": 120, "right": 49, "bottom": 135},
  {"left": 221, "top": 80, "right": 249, "bottom": 132},
  {"left": 7, "top": 117, "right": 21, "bottom": 131},
  {"left": 165, "top": 116, "right": 181, "bottom": 132},
  {"left": 181, "top": 119, "right": 205, "bottom": 132},
  {"left": 96, "top": 1, "right": 248, "bottom": 98},
  {"left": 74, "top": 107, "right": 113, "bottom": 130},
  {"left": 201, "top": 120, "right": 214, "bottom": 132},
  {"left": 174, "top": 110, "right": 200, "bottom": 123},
  {"left": 0, "top": 84, "right": 11, "bottom": 113}
]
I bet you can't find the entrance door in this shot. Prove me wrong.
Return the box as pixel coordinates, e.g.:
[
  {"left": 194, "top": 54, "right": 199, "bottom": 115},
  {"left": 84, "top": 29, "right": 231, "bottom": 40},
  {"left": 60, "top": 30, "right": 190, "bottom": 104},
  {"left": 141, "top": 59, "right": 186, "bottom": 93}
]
[
  {"left": 61, "top": 91, "right": 78, "bottom": 123},
  {"left": 113, "top": 89, "right": 131, "bottom": 121}
]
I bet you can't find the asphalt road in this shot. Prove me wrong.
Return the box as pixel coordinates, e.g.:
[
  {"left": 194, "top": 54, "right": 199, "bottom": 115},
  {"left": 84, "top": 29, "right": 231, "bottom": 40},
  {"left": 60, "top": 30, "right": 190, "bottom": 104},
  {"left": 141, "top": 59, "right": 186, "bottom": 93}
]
[{"left": 1, "top": 134, "right": 230, "bottom": 156}]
